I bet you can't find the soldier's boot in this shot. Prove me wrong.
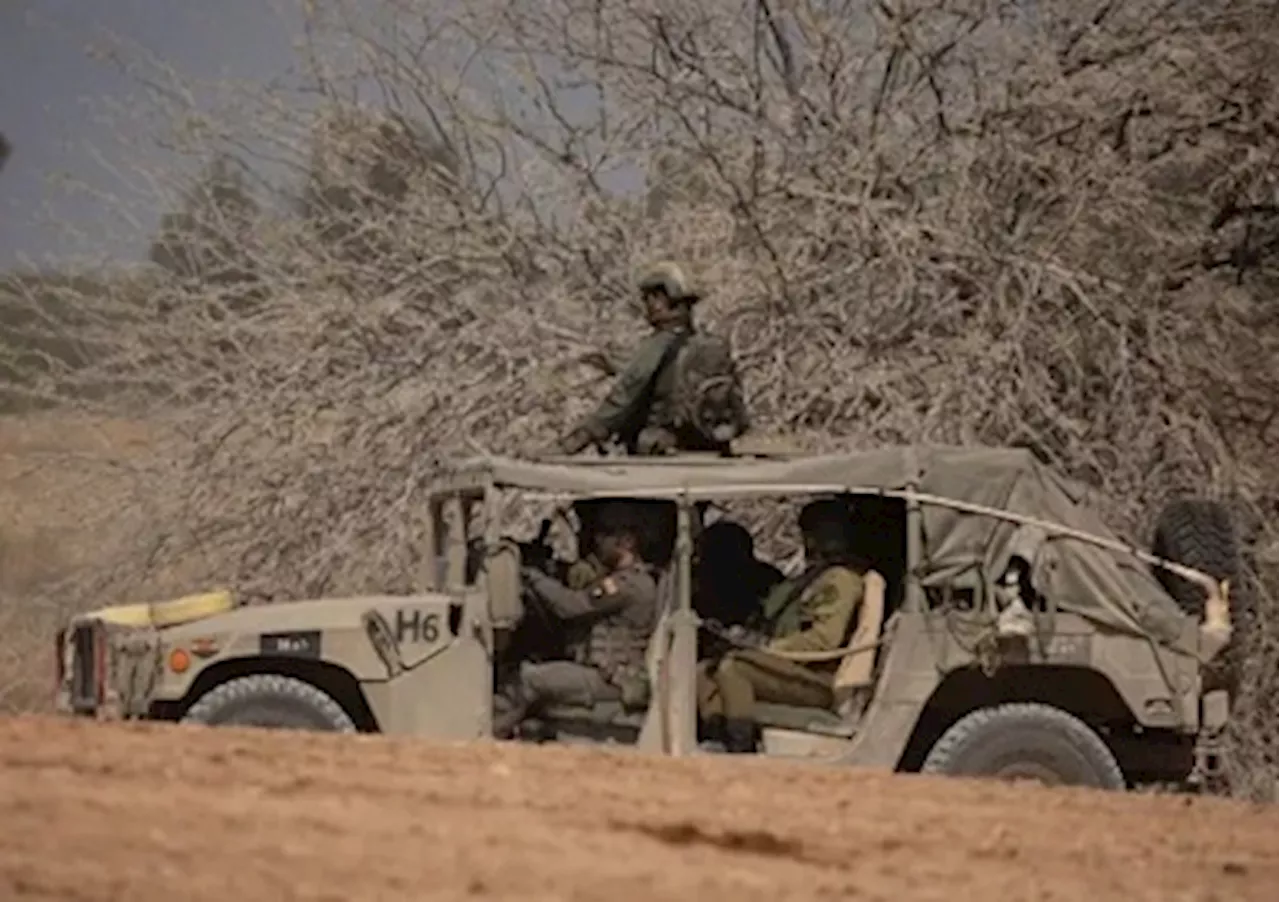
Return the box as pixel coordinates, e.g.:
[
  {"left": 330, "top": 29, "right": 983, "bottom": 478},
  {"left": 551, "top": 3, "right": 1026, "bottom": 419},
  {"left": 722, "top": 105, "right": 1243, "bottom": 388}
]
[
  {"left": 700, "top": 714, "right": 727, "bottom": 745},
  {"left": 723, "top": 718, "right": 757, "bottom": 754},
  {"left": 492, "top": 686, "right": 530, "bottom": 740},
  {"left": 634, "top": 426, "right": 679, "bottom": 456}
]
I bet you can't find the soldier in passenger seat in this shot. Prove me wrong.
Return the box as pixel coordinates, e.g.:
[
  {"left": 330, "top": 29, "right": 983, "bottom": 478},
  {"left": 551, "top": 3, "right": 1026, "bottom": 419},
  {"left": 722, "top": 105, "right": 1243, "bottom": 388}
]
[
  {"left": 695, "top": 497, "right": 867, "bottom": 753},
  {"left": 693, "top": 520, "right": 784, "bottom": 657}
]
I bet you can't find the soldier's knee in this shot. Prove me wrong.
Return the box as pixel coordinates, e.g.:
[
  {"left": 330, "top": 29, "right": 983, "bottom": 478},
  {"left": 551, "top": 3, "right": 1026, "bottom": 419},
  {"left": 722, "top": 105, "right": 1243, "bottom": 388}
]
[
  {"left": 518, "top": 661, "right": 554, "bottom": 695},
  {"left": 714, "top": 655, "right": 744, "bottom": 682}
]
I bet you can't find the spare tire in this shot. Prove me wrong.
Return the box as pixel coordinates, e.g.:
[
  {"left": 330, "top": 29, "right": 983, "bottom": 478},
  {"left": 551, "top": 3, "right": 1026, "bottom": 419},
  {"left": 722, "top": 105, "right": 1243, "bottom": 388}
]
[{"left": 1150, "top": 499, "right": 1240, "bottom": 616}]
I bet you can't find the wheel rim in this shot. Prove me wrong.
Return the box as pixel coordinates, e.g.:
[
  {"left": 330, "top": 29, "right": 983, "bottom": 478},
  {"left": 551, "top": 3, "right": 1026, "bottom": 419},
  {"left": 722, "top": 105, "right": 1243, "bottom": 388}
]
[{"left": 990, "top": 761, "right": 1065, "bottom": 786}]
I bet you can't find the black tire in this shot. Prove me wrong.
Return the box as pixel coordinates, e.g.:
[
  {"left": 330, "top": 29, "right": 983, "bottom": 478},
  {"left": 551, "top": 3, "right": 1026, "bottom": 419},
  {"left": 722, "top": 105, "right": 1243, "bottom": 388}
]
[
  {"left": 180, "top": 674, "right": 357, "bottom": 732},
  {"left": 1150, "top": 499, "right": 1240, "bottom": 616},
  {"left": 921, "top": 703, "right": 1125, "bottom": 790}
]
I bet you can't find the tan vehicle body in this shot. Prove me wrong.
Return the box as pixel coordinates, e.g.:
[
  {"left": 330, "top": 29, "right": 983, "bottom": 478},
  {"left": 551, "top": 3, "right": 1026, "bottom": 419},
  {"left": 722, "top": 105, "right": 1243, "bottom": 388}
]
[{"left": 53, "top": 445, "right": 1234, "bottom": 788}]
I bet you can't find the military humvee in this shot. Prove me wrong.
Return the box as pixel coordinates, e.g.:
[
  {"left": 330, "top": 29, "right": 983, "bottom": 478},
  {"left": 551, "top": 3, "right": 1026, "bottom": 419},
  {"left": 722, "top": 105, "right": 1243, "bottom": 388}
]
[{"left": 53, "top": 446, "right": 1238, "bottom": 791}]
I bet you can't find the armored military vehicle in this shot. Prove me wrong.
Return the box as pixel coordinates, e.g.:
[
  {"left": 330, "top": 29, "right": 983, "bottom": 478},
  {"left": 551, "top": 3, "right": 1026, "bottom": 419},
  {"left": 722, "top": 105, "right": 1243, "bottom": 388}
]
[{"left": 53, "top": 446, "right": 1239, "bottom": 791}]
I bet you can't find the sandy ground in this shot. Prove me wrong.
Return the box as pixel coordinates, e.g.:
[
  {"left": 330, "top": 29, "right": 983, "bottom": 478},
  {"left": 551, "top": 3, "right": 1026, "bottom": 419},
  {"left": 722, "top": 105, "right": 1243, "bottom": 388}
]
[{"left": 0, "top": 716, "right": 1274, "bottom": 902}]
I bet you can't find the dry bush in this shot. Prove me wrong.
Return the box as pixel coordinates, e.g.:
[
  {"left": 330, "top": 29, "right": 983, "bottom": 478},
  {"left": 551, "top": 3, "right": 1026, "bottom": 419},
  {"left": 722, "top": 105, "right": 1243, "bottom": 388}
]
[
  {"left": 0, "top": 413, "right": 169, "bottom": 709},
  {"left": 0, "top": 0, "right": 1275, "bottom": 796}
]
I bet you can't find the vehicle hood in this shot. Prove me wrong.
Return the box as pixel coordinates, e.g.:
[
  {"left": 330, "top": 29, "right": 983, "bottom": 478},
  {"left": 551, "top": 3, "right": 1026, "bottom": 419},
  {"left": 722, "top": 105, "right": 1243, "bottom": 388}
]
[{"left": 156, "top": 593, "right": 456, "bottom": 639}]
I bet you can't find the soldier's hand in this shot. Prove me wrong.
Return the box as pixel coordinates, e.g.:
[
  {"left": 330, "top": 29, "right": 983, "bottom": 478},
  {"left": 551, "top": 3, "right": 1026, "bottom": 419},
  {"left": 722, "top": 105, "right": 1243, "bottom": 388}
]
[
  {"left": 557, "top": 429, "right": 594, "bottom": 455},
  {"left": 726, "top": 624, "right": 765, "bottom": 647}
]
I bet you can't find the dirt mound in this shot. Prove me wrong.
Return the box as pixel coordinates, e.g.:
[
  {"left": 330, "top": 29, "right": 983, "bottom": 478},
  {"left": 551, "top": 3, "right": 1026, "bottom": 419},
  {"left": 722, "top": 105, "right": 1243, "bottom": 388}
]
[{"left": 0, "top": 717, "right": 1273, "bottom": 901}]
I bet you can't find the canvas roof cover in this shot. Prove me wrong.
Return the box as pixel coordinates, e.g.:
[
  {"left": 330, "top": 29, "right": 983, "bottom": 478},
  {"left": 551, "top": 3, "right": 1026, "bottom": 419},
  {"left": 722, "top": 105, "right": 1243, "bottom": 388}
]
[{"left": 432, "top": 447, "right": 1191, "bottom": 649}]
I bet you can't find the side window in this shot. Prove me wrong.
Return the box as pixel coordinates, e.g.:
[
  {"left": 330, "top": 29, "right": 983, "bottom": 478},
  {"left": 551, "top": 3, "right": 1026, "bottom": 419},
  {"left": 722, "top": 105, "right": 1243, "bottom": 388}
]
[
  {"left": 844, "top": 495, "right": 907, "bottom": 612},
  {"left": 427, "top": 493, "right": 484, "bottom": 590}
]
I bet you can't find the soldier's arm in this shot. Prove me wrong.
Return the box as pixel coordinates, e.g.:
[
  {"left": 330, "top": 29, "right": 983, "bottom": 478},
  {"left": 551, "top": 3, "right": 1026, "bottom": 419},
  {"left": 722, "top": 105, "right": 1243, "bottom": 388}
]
[
  {"left": 765, "top": 567, "right": 863, "bottom": 654},
  {"left": 524, "top": 567, "right": 654, "bottom": 621},
  {"left": 574, "top": 333, "right": 672, "bottom": 441}
]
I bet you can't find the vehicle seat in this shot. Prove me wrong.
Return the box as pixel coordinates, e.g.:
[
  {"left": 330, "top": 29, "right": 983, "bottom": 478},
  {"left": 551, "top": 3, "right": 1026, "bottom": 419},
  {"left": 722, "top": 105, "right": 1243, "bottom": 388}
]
[{"left": 754, "top": 569, "right": 888, "bottom": 738}]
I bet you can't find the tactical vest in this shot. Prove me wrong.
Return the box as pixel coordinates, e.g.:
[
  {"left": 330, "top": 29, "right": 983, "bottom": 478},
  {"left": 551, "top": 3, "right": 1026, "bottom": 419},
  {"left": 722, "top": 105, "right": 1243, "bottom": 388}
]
[
  {"left": 759, "top": 564, "right": 829, "bottom": 634},
  {"left": 760, "top": 560, "right": 862, "bottom": 641},
  {"left": 618, "top": 327, "right": 689, "bottom": 453},
  {"left": 575, "top": 563, "right": 656, "bottom": 689}
]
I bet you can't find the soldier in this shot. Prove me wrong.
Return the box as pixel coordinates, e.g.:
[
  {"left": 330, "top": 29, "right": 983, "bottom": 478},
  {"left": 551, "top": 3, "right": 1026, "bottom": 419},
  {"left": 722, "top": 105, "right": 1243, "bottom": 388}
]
[
  {"left": 493, "top": 505, "right": 659, "bottom": 739},
  {"left": 551, "top": 261, "right": 747, "bottom": 456},
  {"left": 693, "top": 520, "right": 784, "bottom": 657},
  {"left": 696, "top": 497, "right": 867, "bottom": 753}
]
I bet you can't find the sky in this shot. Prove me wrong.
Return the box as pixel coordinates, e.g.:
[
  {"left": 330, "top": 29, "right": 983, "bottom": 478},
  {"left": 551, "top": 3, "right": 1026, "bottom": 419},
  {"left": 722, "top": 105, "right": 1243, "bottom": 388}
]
[{"left": 0, "top": 0, "right": 300, "bottom": 270}]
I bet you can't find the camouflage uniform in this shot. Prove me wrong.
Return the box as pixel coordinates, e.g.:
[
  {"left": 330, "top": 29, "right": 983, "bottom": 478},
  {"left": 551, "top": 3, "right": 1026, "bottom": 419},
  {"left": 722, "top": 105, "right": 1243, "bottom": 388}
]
[
  {"left": 556, "top": 262, "right": 725, "bottom": 456},
  {"left": 493, "top": 559, "right": 658, "bottom": 738},
  {"left": 696, "top": 499, "right": 866, "bottom": 752}
]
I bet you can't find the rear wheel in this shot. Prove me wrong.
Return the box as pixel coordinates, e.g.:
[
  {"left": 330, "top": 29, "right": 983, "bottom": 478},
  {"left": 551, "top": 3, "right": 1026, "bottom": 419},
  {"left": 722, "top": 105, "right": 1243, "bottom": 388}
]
[
  {"left": 921, "top": 703, "right": 1125, "bottom": 790},
  {"left": 180, "top": 673, "right": 357, "bottom": 732}
]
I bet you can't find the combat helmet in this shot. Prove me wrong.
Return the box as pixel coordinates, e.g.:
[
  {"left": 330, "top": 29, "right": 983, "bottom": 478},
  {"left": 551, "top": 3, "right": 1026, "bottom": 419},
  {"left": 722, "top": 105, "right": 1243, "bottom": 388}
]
[
  {"left": 798, "top": 496, "right": 858, "bottom": 557},
  {"left": 798, "top": 496, "right": 853, "bottom": 531},
  {"left": 637, "top": 260, "right": 702, "bottom": 303}
]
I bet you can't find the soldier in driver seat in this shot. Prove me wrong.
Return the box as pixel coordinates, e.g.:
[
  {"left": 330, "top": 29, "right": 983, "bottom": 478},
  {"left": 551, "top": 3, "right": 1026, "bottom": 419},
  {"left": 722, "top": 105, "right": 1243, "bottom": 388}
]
[{"left": 492, "top": 504, "right": 659, "bottom": 739}]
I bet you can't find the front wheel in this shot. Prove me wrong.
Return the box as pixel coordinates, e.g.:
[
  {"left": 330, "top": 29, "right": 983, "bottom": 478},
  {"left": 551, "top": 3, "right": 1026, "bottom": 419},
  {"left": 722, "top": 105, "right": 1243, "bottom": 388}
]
[
  {"left": 921, "top": 703, "right": 1125, "bottom": 790},
  {"left": 180, "top": 673, "right": 357, "bottom": 733}
]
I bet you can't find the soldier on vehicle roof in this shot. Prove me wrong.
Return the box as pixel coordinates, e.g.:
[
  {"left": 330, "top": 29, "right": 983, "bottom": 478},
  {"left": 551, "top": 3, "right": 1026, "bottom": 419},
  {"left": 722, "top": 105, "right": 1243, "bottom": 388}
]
[
  {"left": 696, "top": 497, "right": 869, "bottom": 753},
  {"left": 492, "top": 504, "right": 659, "bottom": 739},
  {"left": 549, "top": 261, "right": 749, "bottom": 457}
]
